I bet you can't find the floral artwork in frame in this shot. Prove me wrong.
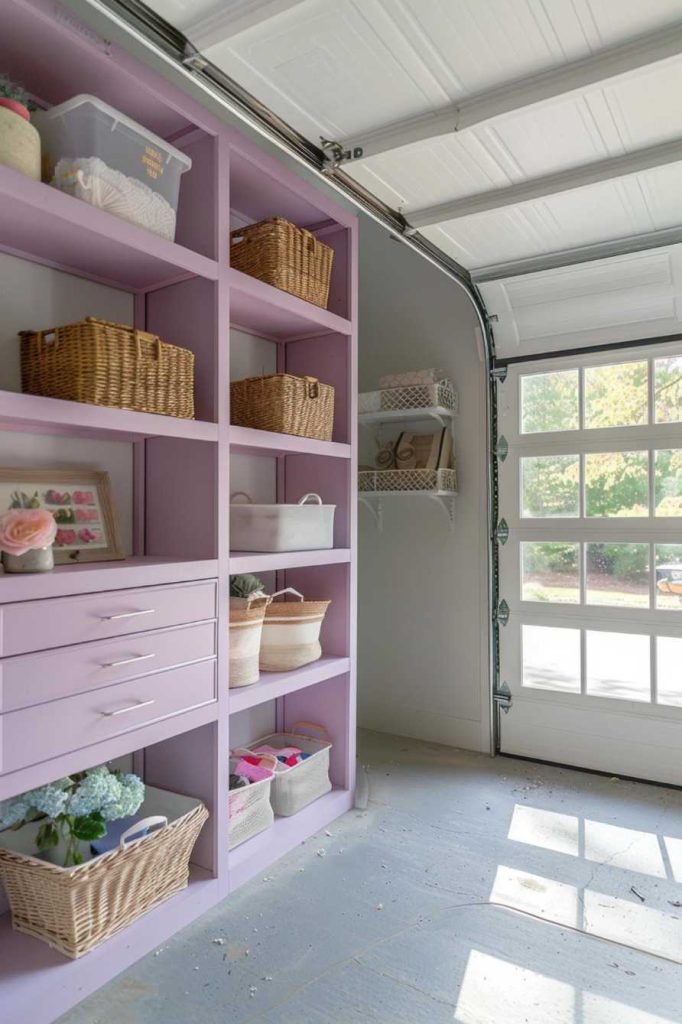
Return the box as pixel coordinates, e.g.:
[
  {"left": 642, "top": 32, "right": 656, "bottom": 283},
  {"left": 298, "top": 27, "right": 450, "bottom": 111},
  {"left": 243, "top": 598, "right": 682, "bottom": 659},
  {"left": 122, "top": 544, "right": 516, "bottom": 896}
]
[{"left": 0, "top": 469, "right": 122, "bottom": 564}]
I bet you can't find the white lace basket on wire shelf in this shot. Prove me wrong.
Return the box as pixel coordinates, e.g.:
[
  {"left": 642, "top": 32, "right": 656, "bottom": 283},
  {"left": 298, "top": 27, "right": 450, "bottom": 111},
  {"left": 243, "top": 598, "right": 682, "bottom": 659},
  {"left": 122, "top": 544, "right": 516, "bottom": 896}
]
[
  {"left": 358, "top": 467, "right": 457, "bottom": 494},
  {"left": 380, "top": 378, "right": 457, "bottom": 413},
  {"left": 228, "top": 754, "right": 277, "bottom": 849},
  {"left": 236, "top": 723, "right": 332, "bottom": 817}
]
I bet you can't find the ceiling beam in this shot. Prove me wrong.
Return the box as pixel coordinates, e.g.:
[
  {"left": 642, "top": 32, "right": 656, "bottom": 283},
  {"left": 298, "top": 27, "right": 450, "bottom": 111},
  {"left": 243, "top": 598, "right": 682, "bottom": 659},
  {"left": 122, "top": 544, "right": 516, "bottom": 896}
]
[
  {"left": 470, "top": 226, "right": 682, "bottom": 283},
  {"left": 407, "top": 139, "right": 682, "bottom": 227},
  {"left": 338, "top": 23, "right": 682, "bottom": 164},
  {"left": 187, "top": 0, "right": 307, "bottom": 51}
]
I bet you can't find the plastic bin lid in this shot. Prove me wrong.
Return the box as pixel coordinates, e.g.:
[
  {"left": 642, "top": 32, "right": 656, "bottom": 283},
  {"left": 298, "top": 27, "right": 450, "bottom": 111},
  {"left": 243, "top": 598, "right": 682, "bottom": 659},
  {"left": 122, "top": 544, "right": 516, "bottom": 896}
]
[{"left": 39, "top": 94, "right": 192, "bottom": 170}]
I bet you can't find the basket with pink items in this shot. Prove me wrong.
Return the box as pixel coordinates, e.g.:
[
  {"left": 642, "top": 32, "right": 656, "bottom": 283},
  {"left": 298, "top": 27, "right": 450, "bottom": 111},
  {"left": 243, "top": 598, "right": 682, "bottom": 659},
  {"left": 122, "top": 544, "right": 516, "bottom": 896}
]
[
  {"left": 236, "top": 722, "right": 332, "bottom": 817},
  {"left": 228, "top": 752, "right": 277, "bottom": 849}
]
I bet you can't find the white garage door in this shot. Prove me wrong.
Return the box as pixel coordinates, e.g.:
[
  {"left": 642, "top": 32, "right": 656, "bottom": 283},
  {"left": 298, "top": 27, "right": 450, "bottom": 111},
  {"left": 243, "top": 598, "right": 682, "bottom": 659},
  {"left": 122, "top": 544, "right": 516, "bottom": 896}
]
[{"left": 496, "top": 343, "right": 682, "bottom": 783}]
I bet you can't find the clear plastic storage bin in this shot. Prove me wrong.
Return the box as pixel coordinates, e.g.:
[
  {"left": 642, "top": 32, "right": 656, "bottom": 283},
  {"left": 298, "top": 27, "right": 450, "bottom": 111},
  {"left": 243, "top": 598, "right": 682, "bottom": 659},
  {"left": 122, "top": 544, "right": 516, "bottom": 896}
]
[{"left": 35, "top": 95, "right": 192, "bottom": 240}]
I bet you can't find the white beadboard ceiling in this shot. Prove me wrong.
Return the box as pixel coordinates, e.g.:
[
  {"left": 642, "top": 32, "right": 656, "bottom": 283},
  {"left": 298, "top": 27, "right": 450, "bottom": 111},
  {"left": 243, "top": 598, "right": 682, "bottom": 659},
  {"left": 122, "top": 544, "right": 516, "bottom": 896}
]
[{"left": 146, "top": 0, "right": 682, "bottom": 355}]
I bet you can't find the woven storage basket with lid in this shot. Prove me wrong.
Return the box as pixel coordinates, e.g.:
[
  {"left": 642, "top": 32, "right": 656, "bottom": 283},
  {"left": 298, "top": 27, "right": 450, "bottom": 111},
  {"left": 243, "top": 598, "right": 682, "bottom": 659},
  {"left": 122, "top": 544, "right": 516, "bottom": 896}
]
[
  {"left": 20, "top": 316, "right": 195, "bottom": 418},
  {"left": 0, "top": 786, "right": 207, "bottom": 959},
  {"left": 231, "top": 373, "right": 334, "bottom": 441},
  {"left": 230, "top": 217, "right": 334, "bottom": 309},
  {"left": 260, "top": 587, "right": 330, "bottom": 672}
]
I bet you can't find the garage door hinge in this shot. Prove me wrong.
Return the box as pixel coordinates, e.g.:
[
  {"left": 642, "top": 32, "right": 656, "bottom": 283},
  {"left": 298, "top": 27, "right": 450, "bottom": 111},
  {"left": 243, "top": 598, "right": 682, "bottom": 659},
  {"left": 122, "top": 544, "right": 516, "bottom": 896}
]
[
  {"left": 490, "top": 365, "right": 507, "bottom": 383},
  {"left": 495, "top": 599, "right": 510, "bottom": 626},
  {"left": 494, "top": 436, "right": 509, "bottom": 462},
  {"left": 495, "top": 518, "right": 509, "bottom": 545},
  {"left": 493, "top": 681, "right": 513, "bottom": 713}
]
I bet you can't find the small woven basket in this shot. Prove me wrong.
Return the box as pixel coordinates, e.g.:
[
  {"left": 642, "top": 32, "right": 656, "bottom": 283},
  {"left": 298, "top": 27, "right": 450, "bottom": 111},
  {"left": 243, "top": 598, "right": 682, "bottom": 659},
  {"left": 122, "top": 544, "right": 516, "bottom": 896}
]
[
  {"left": 228, "top": 754, "right": 276, "bottom": 849},
  {"left": 19, "top": 317, "right": 195, "bottom": 419},
  {"left": 231, "top": 373, "right": 335, "bottom": 441},
  {"left": 358, "top": 467, "right": 457, "bottom": 493},
  {"left": 230, "top": 218, "right": 334, "bottom": 309},
  {"left": 237, "top": 723, "right": 332, "bottom": 817},
  {"left": 0, "top": 788, "right": 207, "bottom": 959},
  {"left": 229, "top": 595, "right": 270, "bottom": 688},
  {"left": 259, "top": 587, "right": 330, "bottom": 672}
]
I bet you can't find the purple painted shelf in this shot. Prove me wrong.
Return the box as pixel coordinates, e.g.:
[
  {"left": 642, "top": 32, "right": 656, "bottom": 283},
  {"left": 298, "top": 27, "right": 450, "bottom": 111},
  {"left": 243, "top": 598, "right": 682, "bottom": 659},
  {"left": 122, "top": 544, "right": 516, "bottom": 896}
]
[
  {"left": 0, "top": 556, "right": 218, "bottom": 603},
  {"left": 0, "top": 389, "right": 219, "bottom": 443},
  {"left": 229, "top": 789, "right": 354, "bottom": 890},
  {"left": 0, "top": 165, "right": 219, "bottom": 292},
  {"left": 229, "top": 656, "right": 351, "bottom": 713},
  {"left": 229, "top": 548, "right": 351, "bottom": 574},
  {"left": 229, "top": 267, "right": 352, "bottom": 341},
  {"left": 230, "top": 425, "right": 351, "bottom": 459}
]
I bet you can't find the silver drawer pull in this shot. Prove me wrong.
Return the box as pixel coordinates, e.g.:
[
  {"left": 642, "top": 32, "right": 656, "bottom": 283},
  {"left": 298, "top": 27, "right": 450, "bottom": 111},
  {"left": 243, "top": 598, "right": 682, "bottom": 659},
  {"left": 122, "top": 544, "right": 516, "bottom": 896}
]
[
  {"left": 100, "top": 698, "right": 156, "bottom": 718},
  {"left": 100, "top": 653, "right": 156, "bottom": 669},
  {"left": 100, "top": 609, "right": 156, "bottom": 622}
]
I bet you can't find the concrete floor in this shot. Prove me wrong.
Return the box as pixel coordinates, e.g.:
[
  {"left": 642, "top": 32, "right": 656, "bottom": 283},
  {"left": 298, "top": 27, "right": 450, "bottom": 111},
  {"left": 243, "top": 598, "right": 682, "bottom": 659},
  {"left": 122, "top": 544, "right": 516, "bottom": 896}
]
[{"left": 60, "top": 730, "right": 682, "bottom": 1023}]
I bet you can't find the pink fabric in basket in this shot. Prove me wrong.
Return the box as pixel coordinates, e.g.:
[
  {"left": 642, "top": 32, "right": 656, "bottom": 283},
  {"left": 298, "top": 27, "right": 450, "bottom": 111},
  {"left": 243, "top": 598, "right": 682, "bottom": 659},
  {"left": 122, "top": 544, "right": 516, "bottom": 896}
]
[{"left": 234, "top": 756, "right": 274, "bottom": 783}]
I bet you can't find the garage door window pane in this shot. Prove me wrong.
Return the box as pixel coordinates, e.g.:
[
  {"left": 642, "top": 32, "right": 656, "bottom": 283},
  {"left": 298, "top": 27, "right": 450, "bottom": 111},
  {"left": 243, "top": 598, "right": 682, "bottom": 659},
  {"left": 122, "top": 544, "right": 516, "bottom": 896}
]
[
  {"left": 522, "top": 543, "right": 579, "bottom": 603},
  {"left": 586, "top": 543, "right": 649, "bottom": 609},
  {"left": 586, "top": 631, "right": 650, "bottom": 702},
  {"left": 585, "top": 451, "right": 648, "bottom": 517},
  {"left": 654, "top": 450, "right": 682, "bottom": 517},
  {"left": 521, "top": 371, "right": 579, "bottom": 434},
  {"left": 522, "top": 455, "right": 579, "bottom": 518},
  {"left": 655, "top": 545, "right": 682, "bottom": 610},
  {"left": 655, "top": 357, "right": 682, "bottom": 424},
  {"left": 657, "top": 637, "right": 682, "bottom": 707},
  {"left": 584, "top": 361, "right": 648, "bottom": 428},
  {"left": 522, "top": 625, "right": 581, "bottom": 693}
]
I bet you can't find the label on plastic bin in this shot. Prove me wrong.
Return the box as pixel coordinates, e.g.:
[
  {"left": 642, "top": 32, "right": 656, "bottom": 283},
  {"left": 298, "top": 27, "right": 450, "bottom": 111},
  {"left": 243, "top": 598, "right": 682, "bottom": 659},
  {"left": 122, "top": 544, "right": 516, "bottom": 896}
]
[{"left": 142, "top": 144, "right": 164, "bottom": 180}]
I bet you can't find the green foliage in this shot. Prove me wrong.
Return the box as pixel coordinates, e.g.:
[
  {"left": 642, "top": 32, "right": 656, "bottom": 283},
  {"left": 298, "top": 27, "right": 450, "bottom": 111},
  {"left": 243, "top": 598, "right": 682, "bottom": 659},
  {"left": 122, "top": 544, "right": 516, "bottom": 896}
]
[
  {"left": 71, "top": 812, "right": 107, "bottom": 843},
  {"left": 0, "top": 74, "right": 33, "bottom": 109},
  {"left": 230, "top": 573, "right": 264, "bottom": 598}
]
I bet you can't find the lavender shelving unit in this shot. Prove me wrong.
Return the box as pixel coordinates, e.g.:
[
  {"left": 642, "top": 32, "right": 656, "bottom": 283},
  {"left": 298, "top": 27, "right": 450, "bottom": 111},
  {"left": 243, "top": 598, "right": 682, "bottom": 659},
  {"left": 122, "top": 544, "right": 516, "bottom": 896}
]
[{"left": 0, "top": 3, "right": 357, "bottom": 1020}]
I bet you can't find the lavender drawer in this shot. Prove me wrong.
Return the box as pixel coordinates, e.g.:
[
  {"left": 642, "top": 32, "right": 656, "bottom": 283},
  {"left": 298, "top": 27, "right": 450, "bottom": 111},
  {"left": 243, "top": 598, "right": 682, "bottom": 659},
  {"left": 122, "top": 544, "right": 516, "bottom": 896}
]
[
  {"left": 0, "top": 580, "right": 217, "bottom": 657},
  {"left": 0, "top": 621, "right": 216, "bottom": 713},
  {"left": 0, "top": 660, "right": 216, "bottom": 774}
]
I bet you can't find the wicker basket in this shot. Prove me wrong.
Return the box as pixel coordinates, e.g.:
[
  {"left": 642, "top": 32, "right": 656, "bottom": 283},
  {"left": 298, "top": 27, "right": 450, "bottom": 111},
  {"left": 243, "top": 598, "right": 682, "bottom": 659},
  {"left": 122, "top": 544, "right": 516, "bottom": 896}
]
[
  {"left": 238, "top": 723, "right": 332, "bottom": 817},
  {"left": 359, "top": 467, "right": 457, "bottom": 493},
  {"left": 229, "top": 595, "right": 270, "bottom": 687},
  {"left": 228, "top": 754, "right": 276, "bottom": 850},
  {"left": 19, "top": 317, "right": 195, "bottom": 419},
  {"left": 0, "top": 786, "right": 207, "bottom": 958},
  {"left": 231, "top": 373, "right": 335, "bottom": 441},
  {"left": 381, "top": 379, "right": 457, "bottom": 414},
  {"left": 231, "top": 218, "right": 334, "bottom": 309},
  {"left": 260, "top": 588, "right": 331, "bottom": 672}
]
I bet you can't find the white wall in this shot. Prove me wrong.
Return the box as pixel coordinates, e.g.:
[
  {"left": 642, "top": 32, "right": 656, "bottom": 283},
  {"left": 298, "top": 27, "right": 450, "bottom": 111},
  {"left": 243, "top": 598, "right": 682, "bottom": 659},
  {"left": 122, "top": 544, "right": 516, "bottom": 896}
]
[
  {"left": 0, "top": 253, "right": 135, "bottom": 554},
  {"left": 358, "top": 219, "right": 490, "bottom": 753}
]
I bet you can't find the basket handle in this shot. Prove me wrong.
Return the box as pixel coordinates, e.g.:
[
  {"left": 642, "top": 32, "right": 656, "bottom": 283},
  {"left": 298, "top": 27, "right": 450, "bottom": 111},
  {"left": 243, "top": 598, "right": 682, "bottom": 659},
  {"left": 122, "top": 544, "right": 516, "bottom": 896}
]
[
  {"left": 133, "top": 328, "right": 162, "bottom": 362},
  {"left": 303, "top": 376, "right": 320, "bottom": 399},
  {"left": 230, "top": 750, "right": 279, "bottom": 772},
  {"left": 230, "top": 491, "right": 253, "bottom": 504},
  {"left": 244, "top": 593, "right": 270, "bottom": 609},
  {"left": 298, "top": 493, "right": 322, "bottom": 506},
  {"left": 23, "top": 327, "right": 60, "bottom": 354},
  {"left": 290, "top": 721, "right": 330, "bottom": 741},
  {"left": 269, "top": 587, "right": 304, "bottom": 603},
  {"left": 119, "top": 815, "right": 167, "bottom": 848}
]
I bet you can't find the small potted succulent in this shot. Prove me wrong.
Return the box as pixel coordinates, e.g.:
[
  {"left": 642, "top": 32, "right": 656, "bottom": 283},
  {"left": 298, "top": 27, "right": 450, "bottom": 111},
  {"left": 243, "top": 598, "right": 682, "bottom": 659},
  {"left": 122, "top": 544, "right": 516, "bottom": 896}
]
[
  {"left": 0, "top": 766, "right": 145, "bottom": 867},
  {"left": 0, "top": 74, "right": 41, "bottom": 180},
  {"left": 0, "top": 506, "right": 57, "bottom": 573},
  {"left": 229, "top": 574, "right": 270, "bottom": 688}
]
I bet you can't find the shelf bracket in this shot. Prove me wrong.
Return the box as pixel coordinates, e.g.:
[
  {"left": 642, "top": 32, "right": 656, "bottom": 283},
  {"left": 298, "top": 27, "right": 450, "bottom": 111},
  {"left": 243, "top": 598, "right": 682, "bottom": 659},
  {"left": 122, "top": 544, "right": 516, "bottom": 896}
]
[
  {"left": 358, "top": 495, "right": 384, "bottom": 532},
  {"left": 429, "top": 492, "right": 456, "bottom": 528}
]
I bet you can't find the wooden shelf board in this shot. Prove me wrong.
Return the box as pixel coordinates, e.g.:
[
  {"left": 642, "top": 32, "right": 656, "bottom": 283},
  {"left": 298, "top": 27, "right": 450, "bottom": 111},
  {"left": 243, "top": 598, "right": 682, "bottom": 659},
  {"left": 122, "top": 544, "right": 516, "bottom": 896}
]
[
  {"left": 229, "top": 267, "right": 352, "bottom": 341},
  {"left": 229, "top": 548, "right": 351, "bottom": 573},
  {"left": 0, "top": 390, "right": 218, "bottom": 443},
  {"left": 0, "top": 166, "right": 219, "bottom": 291},
  {"left": 0, "top": 868, "right": 218, "bottom": 1024},
  {"left": 229, "top": 656, "right": 350, "bottom": 713},
  {"left": 0, "top": 556, "right": 218, "bottom": 604},
  {"left": 228, "top": 789, "right": 353, "bottom": 890},
  {"left": 230, "top": 425, "right": 350, "bottom": 459},
  {"left": 359, "top": 405, "right": 455, "bottom": 425}
]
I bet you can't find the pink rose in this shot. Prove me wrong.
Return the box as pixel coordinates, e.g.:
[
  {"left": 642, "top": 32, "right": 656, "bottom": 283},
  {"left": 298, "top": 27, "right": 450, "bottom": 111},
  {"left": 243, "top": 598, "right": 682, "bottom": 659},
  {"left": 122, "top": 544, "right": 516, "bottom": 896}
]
[
  {"left": 78, "top": 528, "right": 97, "bottom": 543},
  {"left": 73, "top": 491, "right": 95, "bottom": 505},
  {"left": 0, "top": 509, "right": 57, "bottom": 556},
  {"left": 55, "top": 528, "right": 77, "bottom": 546}
]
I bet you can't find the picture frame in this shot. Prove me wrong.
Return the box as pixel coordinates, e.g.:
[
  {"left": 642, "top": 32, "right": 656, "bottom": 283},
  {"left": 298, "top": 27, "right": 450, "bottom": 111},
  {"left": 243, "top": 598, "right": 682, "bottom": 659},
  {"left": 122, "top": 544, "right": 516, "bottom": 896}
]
[{"left": 0, "top": 469, "right": 123, "bottom": 564}]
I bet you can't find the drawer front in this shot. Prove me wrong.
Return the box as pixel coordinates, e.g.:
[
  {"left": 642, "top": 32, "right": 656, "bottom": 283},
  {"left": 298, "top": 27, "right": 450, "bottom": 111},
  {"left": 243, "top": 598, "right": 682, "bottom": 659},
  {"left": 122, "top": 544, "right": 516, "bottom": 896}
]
[
  {"left": 1, "top": 580, "right": 217, "bottom": 657},
  {"left": 0, "top": 660, "right": 216, "bottom": 774},
  {"left": 0, "top": 621, "right": 216, "bottom": 712}
]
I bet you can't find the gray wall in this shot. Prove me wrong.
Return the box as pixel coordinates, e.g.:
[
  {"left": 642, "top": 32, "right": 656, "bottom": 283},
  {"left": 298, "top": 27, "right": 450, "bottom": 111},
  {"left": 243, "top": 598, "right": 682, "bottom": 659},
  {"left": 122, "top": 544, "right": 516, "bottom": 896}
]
[{"left": 358, "top": 219, "right": 490, "bottom": 752}]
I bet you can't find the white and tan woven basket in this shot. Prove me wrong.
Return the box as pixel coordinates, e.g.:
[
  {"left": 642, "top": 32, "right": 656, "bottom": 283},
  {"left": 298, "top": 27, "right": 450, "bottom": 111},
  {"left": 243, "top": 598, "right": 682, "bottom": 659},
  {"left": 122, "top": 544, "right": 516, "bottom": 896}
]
[
  {"left": 0, "top": 786, "right": 207, "bottom": 958},
  {"left": 259, "top": 588, "right": 330, "bottom": 672},
  {"left": 239, "top": 723, "right": 332, "bottom": 817},
  {"left": 228, "top": 754, "right": 276, "bottom": 849},
  {"left": 229, "top": 594, "right": 270, "bottom": 687},
  {"left": 358, "top": 467, "right": 457, "bottom": 493}
]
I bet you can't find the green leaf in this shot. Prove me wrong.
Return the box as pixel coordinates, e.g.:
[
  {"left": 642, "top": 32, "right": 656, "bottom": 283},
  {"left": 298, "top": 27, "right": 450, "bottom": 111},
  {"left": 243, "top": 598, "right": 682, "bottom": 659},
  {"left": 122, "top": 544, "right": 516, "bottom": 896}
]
[
  {"left": 71, "top": 812, "right": 106, "bottom": 842},
  {"left": 36, "top": 822, "right": 59, "bottom": 851}
]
